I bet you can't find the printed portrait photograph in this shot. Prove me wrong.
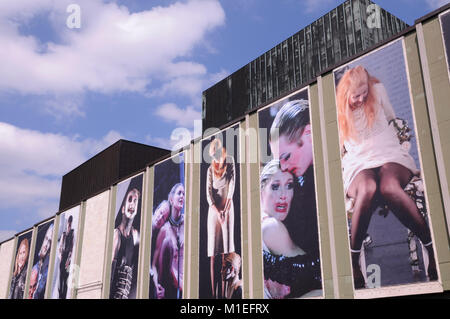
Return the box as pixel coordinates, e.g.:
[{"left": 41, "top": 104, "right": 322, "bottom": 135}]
[
  {"left": 199, "top": 124, "right": 243, "bottom": 299},
  {"left": 149, "top": 153, "right": 185, "bottom": 299},
  {"left": 333, "top": 39, "right": 438, "bottom": 290},
  {"left": 109, "top": 174, "right": 143, "bottom": 299},
  {"left": 50, "top": 206, "right": 80, "bottom": 299},
  {"left": 258, "top": 88, "right": 323, "bottom": 299},
  {"left": 28, "top": 220, "right": 54, "bottom": 299},
  {"left": 9, "top": 231, "right": 33, "bottom": 299},
  {"left": 440, "top": 10, "right": 450, "bottom": 74}
]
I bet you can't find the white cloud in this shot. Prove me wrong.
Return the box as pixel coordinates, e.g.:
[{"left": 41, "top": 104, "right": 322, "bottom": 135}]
[
  {"left": 0, "top": 122, "right": 84, "bottom": 176},
  {"left": 0, "top": 0, "right": 226, "bottom": 116},
  {"left": 155, "top": 103, "right": 202, "bottom": 128},
  {"left": 0, "top": 122, "right": 123, "bottom": 225},
  {"left": 145, "top": 134, "right": 176, "bottom": 150},
  {"left": 425, "top": 0, "right": 449, "bottom": 9},
  {"left": 150, "top": 68, "right": 228, "bottom": 130},
  {"left": 148, "top": 64, "right": 228, "bottom": 106},
  {"left": 81, "top": 130, "right": 124, "bottom": 155}
]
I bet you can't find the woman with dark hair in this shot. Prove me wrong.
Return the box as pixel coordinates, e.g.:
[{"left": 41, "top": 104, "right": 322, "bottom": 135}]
[
  {"left": 151, "top": 183, "right": 185, "bottom": 299},
  {"left": 9, "top": 237, "right": 30, "bottom": 299},
  {"left": 110, "top": 176, "right": 142, "bottom": 299},
  {"left": 336, "top": 65, "right": 437, "bottom": 288}
]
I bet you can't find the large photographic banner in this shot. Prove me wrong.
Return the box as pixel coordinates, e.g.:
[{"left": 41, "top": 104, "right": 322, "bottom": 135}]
[
  {"left": 440, "top": 10, "right": 450, "bottom": 77},
  {"left": 109, "top": 173, "right": 143, "bottom": 299},
  {"left": 9, "top": 231, "right": 33, "bottom": 299},
  {"left": 258, "top": 88, "right": 323, "bottom": 299},
  {"left": 50, "top": 206, "right": 80, "bottom": 299},
  {"left": 199, "top": 124, "right": 242, "bottom": 299},
  {"left": 28, "top": 220, "right": 54, "bottom": 299},
  {"left": 333, "top": 39, "right": 439, "bottom": 291},
  {"left": 149, "top": 153, "right": 185, "bottom": 299}
]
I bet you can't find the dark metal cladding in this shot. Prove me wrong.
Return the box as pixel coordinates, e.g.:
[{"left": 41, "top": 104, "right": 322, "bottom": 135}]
[
  {"left": 202, "top": 0, "right": 409, "bottom": 133},
  {"left": 58, "top": 140, "right": 170, "bottom": 212}
]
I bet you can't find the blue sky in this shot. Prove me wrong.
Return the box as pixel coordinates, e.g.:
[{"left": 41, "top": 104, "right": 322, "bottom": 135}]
[{"left": 0, "top": 0, "right": 447, "bottom": 241}]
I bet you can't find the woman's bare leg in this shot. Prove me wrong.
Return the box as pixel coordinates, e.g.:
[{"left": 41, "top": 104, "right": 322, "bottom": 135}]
[
  {"left": 347, "top": 169, "right": 378, "bottom": 288},
  {"left": 378, "top": 163, "right": 437, "bottom": 279}
]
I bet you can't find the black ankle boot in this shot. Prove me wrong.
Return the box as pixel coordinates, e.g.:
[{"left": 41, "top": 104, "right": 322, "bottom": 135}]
[
  {"left": 423, "top": 243, "right": 438, "bottom": 281},
  {"left": 351, "top": 250, "right": 365, "bottom": 289}
]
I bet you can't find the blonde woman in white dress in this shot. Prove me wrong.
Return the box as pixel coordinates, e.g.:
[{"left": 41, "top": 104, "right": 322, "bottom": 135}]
[{"left": 336, "top": 66, "right": 437, "bottom": 288}]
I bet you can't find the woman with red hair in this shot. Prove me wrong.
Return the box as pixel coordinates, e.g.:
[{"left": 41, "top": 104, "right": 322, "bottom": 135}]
[
  {"left": 336, "top": 65, "right": 437, "bottom": 288},
  {"left": 206, "top": 138, "right": 236, "bottom": 298},
  {"left": 9, "top": 237, "right": 30, "bottom": 299}
]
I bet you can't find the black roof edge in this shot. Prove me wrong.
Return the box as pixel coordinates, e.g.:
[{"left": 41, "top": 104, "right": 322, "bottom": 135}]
[
  {"left": 61, "top": 139, "right": 121, "bottom": 178},
  {"left": 34, "top": 216, "right": 55, "bottom": 227},
  {"left": 61, "top": 139, "right": 170, "bottom": 178}
]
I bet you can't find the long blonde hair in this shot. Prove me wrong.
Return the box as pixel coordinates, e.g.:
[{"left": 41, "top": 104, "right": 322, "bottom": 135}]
[
  {"left": 13, "top": 238, "right": 29, "bottom": 276},
  {"left": 336, "top": 66, "right": 379, "bottom": 144}
]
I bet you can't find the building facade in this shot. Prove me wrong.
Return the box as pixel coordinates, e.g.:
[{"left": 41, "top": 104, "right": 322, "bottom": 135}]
[
  {"left": 202, "top": 0, "right": 409, "bottom": 133},
  {"left": 0, "top": 3, "right": 449, "bottom": 300}
]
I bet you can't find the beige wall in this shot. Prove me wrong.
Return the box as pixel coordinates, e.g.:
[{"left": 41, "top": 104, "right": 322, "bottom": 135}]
[
  {"left": 423, "top": 17, "right": 450, "bottom": 190},
  {"left": 247, "top": 113, "right": 264, "bottom": 299},
  {"left": 76, "top": 190, "right": 110, "bottom": 299},
  {"left": 188, "top": 140, "right": 201, "bottom": 299},
  {"left": 418, "top": 16, "right": 450, "bottom": 291},
  {"left": 420, "top": 16, "right": 450, "bottom": 240},
  {"left": 317, "top": 74, "right": 354, "bottom": 299},
  {"left": 0, "top": 239, "right": 15, "bottom": 298},
  {"left": 310, "top": 81, "right": 340, "bottom": 298}
]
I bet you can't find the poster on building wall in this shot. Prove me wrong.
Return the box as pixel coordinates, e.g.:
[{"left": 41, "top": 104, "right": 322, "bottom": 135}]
[
  {"left": 50, "top": 206, "right": 80, "bottom": 299},
  {"left": 440, "top": 10, "right": 450, "bottom": 75},
  {"left": 257, "top": 88, "right": 323, "bottom": 299},
  {"left": 9, "top": 231, "right": 33, "bottom": 299},
  {"left": 109, "top": 173, "right": 143, "bottom": 299},
  {"left": 199, "top": 124, "right": 243, "bottom": 299},
  {"left": 149, "top": 153, "right": 185, "bottom": 299},
  {"left": 333, "top": 39, "right": 439, "bottom": 290},
  {"left": 28, "top": 220, "right": 54, "bottom": 299}
]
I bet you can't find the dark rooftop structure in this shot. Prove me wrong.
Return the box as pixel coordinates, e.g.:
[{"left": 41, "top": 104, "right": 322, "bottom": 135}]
[
  {"left": 202, "top": 0, "right": 409, "bottom": 132},
  {"left": 59, "top": 140, "right": 170, "bottom": 212}
]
